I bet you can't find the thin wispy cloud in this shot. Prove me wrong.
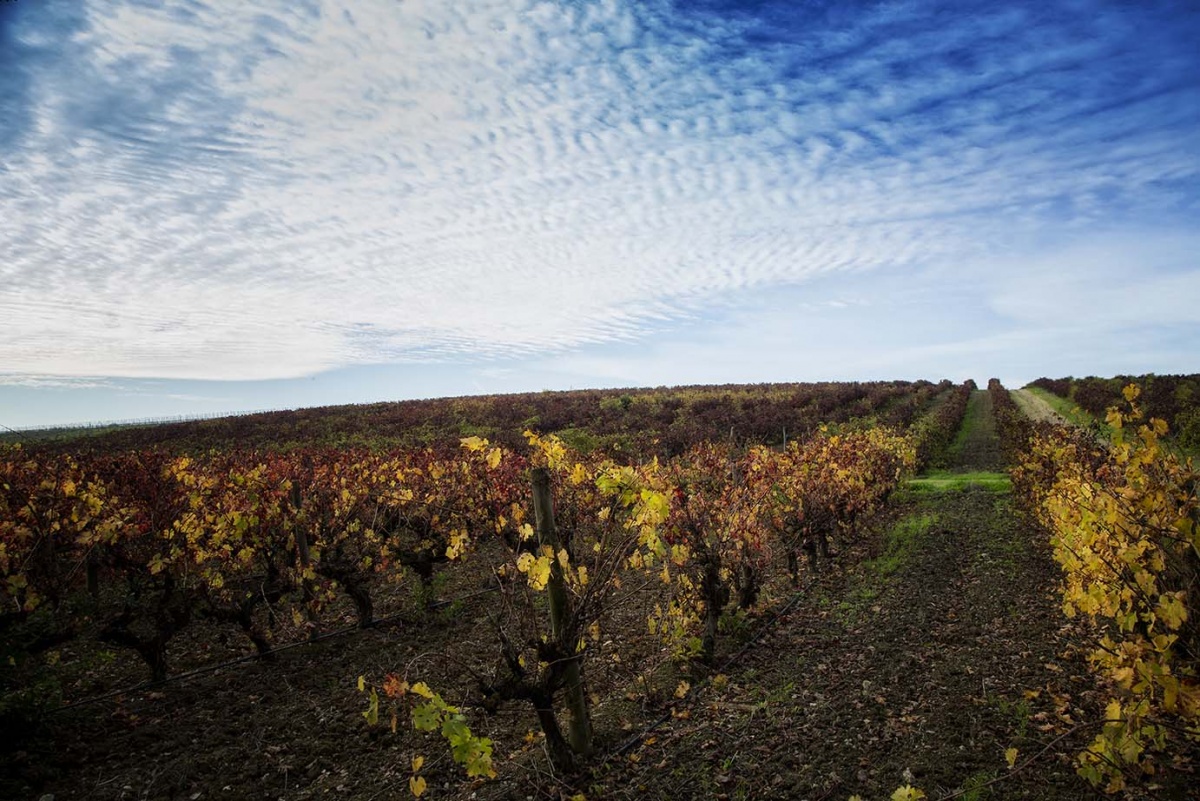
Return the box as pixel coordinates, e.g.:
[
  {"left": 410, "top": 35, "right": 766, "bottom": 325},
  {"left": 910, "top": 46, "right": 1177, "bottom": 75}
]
[
  {"left": 1, "top": 0, "right": 1197, "bottom": 393},
  {"left": 0, "top": 375, "right": 117, "bottom": 391}
]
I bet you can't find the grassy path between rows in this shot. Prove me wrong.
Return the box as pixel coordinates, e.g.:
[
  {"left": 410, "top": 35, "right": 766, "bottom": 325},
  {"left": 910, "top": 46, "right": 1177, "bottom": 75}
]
[
  {"left": 586, "top": 392, "right": 1096, "bottom": 800},
  {"left": 1010, "top": 389, "right": 1075, "bottom": 428}
]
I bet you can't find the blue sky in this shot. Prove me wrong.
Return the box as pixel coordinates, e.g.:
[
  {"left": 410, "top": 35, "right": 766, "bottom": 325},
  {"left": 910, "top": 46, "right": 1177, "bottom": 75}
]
[{"left": 1, "top": 0, "right": 1198, "bottom": 429}]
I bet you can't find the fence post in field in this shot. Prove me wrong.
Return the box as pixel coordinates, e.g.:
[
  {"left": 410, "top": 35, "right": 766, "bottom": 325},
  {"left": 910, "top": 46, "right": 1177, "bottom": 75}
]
[{"left": 531, "top": 467, "right": 594, "bottom": 757}]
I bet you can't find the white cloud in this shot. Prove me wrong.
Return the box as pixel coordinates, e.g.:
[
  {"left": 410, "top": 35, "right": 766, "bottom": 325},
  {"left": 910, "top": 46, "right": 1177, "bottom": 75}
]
[
  {"left": 1, "top": 0, "right": 1197, "bottom": 381},
  {"left": 0, "top": 375, "right": 118, "bottom": 390},
  {"left": 983, "top": 232, "right": 1200, "bottom": 329}
]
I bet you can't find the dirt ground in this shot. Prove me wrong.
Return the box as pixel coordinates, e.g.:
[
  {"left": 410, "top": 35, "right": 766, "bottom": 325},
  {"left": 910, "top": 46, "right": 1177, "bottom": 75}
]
[{"left": 579, "top": 487, "right": 1098, "bottom": 800}]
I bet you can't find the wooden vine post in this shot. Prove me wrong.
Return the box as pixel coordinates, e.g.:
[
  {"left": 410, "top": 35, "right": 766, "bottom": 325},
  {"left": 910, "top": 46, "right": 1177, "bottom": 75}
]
[
  {"left": 531, "top": 467, "right": 594, "bottom": 757},
  {"left": 289, "top": 484, "right": 320, "bottom": 640}
]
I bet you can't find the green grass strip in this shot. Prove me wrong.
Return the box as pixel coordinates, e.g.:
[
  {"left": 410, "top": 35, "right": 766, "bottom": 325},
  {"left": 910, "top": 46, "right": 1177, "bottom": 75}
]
[
  {"left": 905, "top": 470, "right": 1012, "bottom": 492},
  {"left": 945, "top": 390, "right": 986, "bottom": 463}
]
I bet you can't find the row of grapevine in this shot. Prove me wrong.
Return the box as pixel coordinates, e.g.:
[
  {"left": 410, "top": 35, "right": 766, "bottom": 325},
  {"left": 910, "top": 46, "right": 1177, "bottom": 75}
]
[
  {"left": 388, "top": 426, "right": 921, "bottom": 777},
  {"left": 910, "top": 379, "right": 975, "bottom": 468},
  {"left": 0, "top": 443, "right": 527, "bottom": 681},
  {"left": 997, "top": 380, "right": 1200, "bottom": 792},
  {"left": 17, "top": 380, "right": 952, "bottom": 456},
  {"left": 3, "top": 382, "right": 971, "bottom": 782},
  {"left": 1028, "top": 373, "right": 1200, "bottom": 450},
  {"left": 364, "top": 385, "right": 969, "bottom": 783}
]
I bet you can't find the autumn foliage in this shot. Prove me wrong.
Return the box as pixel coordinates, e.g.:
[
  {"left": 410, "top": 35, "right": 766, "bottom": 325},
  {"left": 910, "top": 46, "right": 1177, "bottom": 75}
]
[
  {"left": 1010, "top": 384, "right": 1200, "bottom": 790},
  {"left": 2, "top": 380, "right": 971, "bottom": 787}
]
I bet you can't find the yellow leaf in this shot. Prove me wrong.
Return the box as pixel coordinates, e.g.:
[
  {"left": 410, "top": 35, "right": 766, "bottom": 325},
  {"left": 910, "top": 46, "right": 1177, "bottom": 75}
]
[
  {"left": 446, "top": 529, "right": 469, "bottom": 561},
  {"left": 362, "top": 688, "right": 379, "bottom": 725},
  {"left": 1156, "top": 593, "right": 1188, "bottom": 630},
  {"left": 529, "top": 556, "right": 552, "bottom": 590},
  {"left": 487, "top": 447, "right": 502, "bottom": 469},
  {"left": 409, "top": 775, "right": 427, "bottom": 797},
  {"left": 1005, "top": 747, "right": 1018, "bottom": 768},
  {"left": 357, "top": 675, "right": 365, "bottom": 692},
  {"left": 891, "top": 786, "right": 926, "bottom": 801},
  {"left": 412, "top": 755, "right": 425, "bottom": 773},
  {"left": 1105, "top": 699, "right": 1121, "bottom": 722},
  {"left": 674, "top": 680, "right": 690, "bottom": 698},
  {"left": 517, "top": 553, "right": 552, "bottom": 591},
  {"left": 411, "top": 681, "right": 435, "bottom": 699},
  {"left": 460, "top": 436, "right": 487, "bottom": 452}
]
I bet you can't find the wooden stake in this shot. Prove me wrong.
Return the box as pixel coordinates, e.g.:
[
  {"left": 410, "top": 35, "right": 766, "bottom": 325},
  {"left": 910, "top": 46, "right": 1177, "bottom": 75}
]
[{"left": 531, "top": 467, "right": 593, "bottom": 756}]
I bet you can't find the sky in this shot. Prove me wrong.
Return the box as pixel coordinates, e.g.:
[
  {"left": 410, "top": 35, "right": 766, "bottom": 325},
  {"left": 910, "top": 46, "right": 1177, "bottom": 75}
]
[{"left": 1, "top": 0, "right": 1198, "bottom": 429}]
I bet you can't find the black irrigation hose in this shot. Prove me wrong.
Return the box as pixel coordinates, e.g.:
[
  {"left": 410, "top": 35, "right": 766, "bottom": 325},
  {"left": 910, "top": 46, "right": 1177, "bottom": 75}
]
[
  {"left": 51, "top": 586, "right": 502, "bottom": 714},
  {"left": 607, "top": 585, "right": 812, "bottom": 759}
]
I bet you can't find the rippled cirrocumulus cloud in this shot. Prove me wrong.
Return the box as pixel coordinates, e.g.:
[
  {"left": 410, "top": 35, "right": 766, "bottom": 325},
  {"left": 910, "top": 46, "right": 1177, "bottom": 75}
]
[{"left": 1, "top": 0, "right": 1197, "bottom": 382}]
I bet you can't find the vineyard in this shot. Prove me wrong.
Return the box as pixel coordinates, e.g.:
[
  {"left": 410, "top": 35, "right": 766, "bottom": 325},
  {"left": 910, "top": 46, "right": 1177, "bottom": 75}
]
[
  {"left": 5, "top": 380, "right": 952, "bottom": 456},
  {"left": 2, "top": 378, "right": 1197, "bottom": 800},
  {"left": 1025, "top": 374, "right": 1200, "bottom": 451}
]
